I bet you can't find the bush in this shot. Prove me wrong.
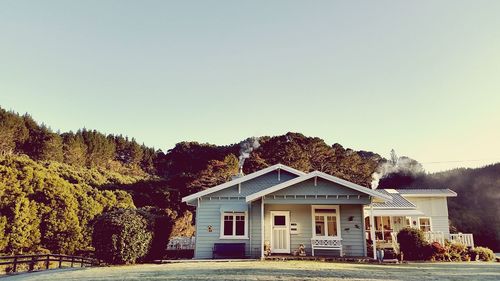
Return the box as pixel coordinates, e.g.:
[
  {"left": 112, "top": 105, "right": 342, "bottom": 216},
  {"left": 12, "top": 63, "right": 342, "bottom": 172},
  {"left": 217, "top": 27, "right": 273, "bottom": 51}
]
[
  {"left": 471, "top": 247, "right": 496, "bottom": 261},
  {"left": 448, "top": 242, "right": 467, "bottom": 261},
  {"left": 92, "top": 208, "right": 153, "bottom": 264},
  {"left": 397, "top": 227, "right": 429, "bottom": 260}
]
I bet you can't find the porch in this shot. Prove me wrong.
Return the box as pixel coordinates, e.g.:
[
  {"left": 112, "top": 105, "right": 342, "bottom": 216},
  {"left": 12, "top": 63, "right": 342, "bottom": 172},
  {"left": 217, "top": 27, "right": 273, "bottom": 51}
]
[
  {"left": 256, "top": 202, "right": 367, "bottom": 258},
  {"left": 362, "top": 214, "right": 475, "bottom": 253}
]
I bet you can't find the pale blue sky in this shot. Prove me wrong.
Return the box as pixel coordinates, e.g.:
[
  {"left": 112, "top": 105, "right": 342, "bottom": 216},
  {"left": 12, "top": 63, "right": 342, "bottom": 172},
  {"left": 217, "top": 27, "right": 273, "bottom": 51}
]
[{"left": 1, "top": 1, "right": 499, "bottom": 172}]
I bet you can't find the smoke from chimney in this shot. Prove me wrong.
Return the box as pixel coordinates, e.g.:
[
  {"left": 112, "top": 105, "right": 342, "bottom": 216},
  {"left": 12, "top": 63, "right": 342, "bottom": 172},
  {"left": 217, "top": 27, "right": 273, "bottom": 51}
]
[
  {"left": 370, "top": 150, "right": 424, "bottom": 189},
  {"left": 238, "top": 137, "right": 260, "bottom": 175}
]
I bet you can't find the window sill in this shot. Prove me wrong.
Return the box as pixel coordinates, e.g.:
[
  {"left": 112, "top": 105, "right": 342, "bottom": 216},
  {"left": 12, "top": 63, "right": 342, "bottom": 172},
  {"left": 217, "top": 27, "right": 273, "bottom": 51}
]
[{"left": 219, "top": 236, "right": 249, "bottom": 240}]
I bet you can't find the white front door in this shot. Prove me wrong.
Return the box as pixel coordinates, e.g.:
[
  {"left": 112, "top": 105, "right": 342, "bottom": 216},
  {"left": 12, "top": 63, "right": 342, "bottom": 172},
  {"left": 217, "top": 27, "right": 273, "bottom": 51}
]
[{"left": 270, "top": 211, "right": 290, "bottom": 254}]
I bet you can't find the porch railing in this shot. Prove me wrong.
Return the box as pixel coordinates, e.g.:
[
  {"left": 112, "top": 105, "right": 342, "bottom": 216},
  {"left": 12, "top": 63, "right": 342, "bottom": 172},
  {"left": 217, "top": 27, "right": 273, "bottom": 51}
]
[
  {"left": 424, "top": 231, "right": 445, "bottom": 245},
  {"left": 389, "top": 231, "right": 475, "bottom": 249},
  {"left": 450, "top": 233, "right": 474, "bottom": 247}
]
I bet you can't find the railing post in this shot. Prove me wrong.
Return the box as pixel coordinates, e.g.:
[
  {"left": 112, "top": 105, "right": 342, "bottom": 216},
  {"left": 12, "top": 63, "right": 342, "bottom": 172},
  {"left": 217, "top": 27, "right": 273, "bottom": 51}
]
[
  {"left": 80, "top": 257, "right": 84, "bottom": 267},
  {"left": 12, "top": 257, "right": 18, "bottom": 273},
  {"left": 58, "top": 255, "right": 63, "bottom": 268},
  {"left": 45, "top": 254, "right": 50, "bottom": 269},
  {"left": 71, "top": 256, "right": 74, "bottom": 267}
]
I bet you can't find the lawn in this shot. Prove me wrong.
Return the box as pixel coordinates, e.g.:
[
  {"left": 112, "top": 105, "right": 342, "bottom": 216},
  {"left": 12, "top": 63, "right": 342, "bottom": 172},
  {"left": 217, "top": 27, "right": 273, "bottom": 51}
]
[{"left": 2, "top": 261, "right": 499, "bottom": 281}]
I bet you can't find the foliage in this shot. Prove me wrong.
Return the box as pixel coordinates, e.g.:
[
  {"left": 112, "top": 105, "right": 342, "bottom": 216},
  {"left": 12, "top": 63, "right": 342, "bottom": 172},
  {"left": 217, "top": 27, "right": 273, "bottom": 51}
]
[
  {"left": 470, "top": 246, "right": 496, "bottom": 261},
  {"left": 92, "top": 208, "right": 153, "bottom": 264},
  {"left": 0, "top": 155, "right": 135, "bottom": 254},
  {"left": 397, "top": 227, "right": 430, "bottom": 260},
  {"left": 170, "top": 211, "right": 196, "bottom": 238}
]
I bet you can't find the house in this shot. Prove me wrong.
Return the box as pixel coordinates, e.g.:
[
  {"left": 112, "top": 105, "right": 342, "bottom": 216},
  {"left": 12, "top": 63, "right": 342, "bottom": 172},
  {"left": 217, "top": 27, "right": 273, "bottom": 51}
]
[
  {"left": 364, "top": 189, "right": 474, "bottom": 251},
  {"left": 181, "top": 164, "right": 471, "bottom": 259}
]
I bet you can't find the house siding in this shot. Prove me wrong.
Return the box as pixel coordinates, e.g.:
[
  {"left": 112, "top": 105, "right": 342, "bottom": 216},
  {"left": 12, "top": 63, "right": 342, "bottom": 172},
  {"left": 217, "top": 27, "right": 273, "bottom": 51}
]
[
  {"left": 405, "top": 197, "right": 451, "bottom": 236},
  {"left": 339, "top": 205, "right": 365, "bottom": 256},
  {"left": 194, "top": 199, "right": 250, "bottom": 259}
]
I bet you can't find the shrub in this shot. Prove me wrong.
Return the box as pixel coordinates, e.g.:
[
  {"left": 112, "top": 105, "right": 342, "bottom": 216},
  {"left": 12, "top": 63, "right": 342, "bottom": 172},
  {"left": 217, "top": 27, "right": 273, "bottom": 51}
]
[
  {"left": 471, "top": 247, "right": 496, "bottom": 261},
  {"left": 448, "top": 242, "right": 467, "bottom": 261},
  {"left": 92, "top": 208, "right": 153, "bottom": 264},
  {"left": 430, "top": 241, "right": 446, "bottom": 261},
  {"left": 397, "top": 227, "right": 429, "bottom": 260}
]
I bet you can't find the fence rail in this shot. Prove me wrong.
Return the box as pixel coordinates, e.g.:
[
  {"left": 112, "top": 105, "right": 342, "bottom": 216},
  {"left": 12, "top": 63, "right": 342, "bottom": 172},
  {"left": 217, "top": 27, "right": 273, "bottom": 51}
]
[{"left": 0, "top": 254, "right": 99, "bottom": 274}]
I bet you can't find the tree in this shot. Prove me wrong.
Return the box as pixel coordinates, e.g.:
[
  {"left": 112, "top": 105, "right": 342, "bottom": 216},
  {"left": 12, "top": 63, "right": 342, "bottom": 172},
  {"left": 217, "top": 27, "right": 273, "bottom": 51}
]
[
  {"left": 62, "top": 132, "right": 87, "bottom": 166},
  {"left": 92, "top": 208, "right": 153, "bottom": 264},
  {"left": 80, "top": 129, "right": 116, "bottom": 167},
  {"left": 0, "top": 108, "right": 28, "bottom": 156}
]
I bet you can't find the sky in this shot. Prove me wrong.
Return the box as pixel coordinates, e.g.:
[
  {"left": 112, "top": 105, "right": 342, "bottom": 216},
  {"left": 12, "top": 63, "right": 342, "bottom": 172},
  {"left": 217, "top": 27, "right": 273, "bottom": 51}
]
[{"left": 1, "top": 1, "right": 499, "bottom": 173}]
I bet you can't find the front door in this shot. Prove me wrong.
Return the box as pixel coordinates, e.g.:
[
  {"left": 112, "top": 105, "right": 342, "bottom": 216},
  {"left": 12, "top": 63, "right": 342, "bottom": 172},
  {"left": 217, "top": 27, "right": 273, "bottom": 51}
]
[{"left": 270, "top": 211, "right": 290, "bottom": 254}]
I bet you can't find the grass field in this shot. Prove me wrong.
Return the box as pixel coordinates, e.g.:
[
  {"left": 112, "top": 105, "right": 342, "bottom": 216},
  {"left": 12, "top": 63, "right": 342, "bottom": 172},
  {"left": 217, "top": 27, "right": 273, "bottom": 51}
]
[{"left": 2, "top": 261, "right": 499, "bottom": 281}]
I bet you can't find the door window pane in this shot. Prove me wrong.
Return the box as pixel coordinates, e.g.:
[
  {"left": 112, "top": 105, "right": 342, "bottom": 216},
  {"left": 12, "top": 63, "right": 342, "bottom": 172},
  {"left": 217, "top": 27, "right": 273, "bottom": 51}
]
[{"left": 274, "top": 215, "right": 286, "bottom": 226}]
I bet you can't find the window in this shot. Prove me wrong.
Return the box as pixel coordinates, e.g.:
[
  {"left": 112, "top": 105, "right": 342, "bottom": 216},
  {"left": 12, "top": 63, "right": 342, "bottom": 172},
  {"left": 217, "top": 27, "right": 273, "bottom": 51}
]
[
  {"left": 312, "top": 206, "right": 340, "bottom": 237},
  {"left": 419, "top": 217, "right": 431, "bottom": 232},
  {"left": 221, "top": 212, "right": 247, "bottom": 238}
]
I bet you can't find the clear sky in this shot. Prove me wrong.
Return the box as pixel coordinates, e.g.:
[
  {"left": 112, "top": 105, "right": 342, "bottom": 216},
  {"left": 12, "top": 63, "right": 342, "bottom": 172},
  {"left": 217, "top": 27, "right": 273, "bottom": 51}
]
[{"left": 1, "top": 1, "right": 499, "bottom": 173}]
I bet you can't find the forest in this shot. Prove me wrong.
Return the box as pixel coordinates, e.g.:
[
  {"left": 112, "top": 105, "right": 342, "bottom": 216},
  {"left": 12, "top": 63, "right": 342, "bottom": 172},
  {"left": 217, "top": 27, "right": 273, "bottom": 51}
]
[{"left": 0, "top": 106, "right": 498, "bottom": 256}]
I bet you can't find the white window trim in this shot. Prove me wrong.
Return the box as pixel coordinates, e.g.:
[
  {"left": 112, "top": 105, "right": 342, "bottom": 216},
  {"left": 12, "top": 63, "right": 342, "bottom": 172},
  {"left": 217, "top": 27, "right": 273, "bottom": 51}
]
[
  {"left": 418, "top": 217, "right": 432, "bottom": 232},
  {"left": 220, "top": 211, "right": 249, "bottom": 239},
  {"left": 311, "top": 205, "right": 341, "bottom": 239}
]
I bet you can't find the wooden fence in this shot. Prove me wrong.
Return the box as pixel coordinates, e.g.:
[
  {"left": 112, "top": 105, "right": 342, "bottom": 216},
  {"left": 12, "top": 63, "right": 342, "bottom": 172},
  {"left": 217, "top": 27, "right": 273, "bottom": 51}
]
[{"left": 0, "top": 254, "right": 99, "bottom": 274}]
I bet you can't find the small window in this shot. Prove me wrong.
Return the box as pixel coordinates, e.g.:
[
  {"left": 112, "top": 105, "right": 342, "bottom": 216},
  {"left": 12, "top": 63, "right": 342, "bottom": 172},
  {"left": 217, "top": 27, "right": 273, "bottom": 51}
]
[
  {"left": 419, "top": 217, "right": 431, "bottom": 232},
  {"left": 274, "top": 215, "right": 286, "bottom": 226},
  {"left": 221, "top": 212, "right": 247, "bottom": 238}
]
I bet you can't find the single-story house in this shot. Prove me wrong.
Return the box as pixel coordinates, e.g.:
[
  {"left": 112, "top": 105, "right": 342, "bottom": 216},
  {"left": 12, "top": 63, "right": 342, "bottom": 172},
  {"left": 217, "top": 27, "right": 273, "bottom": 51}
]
[{"left": 182, "top": 164, "right": 472, "bottom": 259}]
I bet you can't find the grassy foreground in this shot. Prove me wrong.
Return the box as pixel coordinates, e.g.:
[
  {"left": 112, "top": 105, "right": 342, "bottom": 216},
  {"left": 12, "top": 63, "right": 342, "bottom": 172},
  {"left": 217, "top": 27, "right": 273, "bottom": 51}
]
[{"left": 2, "top": 261, "right": 499, "bottom": 281}]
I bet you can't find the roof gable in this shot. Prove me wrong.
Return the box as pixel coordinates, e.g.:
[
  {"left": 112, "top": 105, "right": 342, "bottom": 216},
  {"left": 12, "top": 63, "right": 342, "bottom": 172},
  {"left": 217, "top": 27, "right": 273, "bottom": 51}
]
[
  {"left": 245, "top": 171, "right": 392, "bottom": 202},
  {"left": 181, "top": 164, "right": 305, "bottom": 203}
]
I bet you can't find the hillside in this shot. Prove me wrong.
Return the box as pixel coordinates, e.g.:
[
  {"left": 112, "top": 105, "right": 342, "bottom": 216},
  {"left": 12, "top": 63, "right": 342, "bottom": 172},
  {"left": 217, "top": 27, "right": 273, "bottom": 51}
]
[{"left": 1, "top": 105, "right": 499, "bottom": 253}]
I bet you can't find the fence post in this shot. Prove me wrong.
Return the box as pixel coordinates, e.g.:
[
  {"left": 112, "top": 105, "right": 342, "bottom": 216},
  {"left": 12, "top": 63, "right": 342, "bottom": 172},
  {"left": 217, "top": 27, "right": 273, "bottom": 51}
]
[
  {"left": 70, "top": 256, "right": 74, "bottom": 267},
  {"left": 45, "top": 255, "right": 50, "bottom": 269},
  {"left": 58, "top": 255, "right": 63, "bottom": 268},
  {"left": 12, "top": 257, "right": 18, "bottom": 273},
  {"left": 80, "top": 257, "right": 84, "bottom": 267},
  {"left": 29, "top": 256, "right": 36, "bottom": 271}
]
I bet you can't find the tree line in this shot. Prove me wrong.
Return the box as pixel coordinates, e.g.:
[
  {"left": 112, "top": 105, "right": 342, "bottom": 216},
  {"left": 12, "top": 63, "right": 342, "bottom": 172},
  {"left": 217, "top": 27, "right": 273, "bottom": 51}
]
[{"left": 0, "top": 107, "right": 156, "bottom": 175}]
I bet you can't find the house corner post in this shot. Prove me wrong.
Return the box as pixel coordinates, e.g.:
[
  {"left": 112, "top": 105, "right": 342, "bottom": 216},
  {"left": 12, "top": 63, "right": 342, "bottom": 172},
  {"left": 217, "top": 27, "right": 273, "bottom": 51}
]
[
  {"left": 369, "top": 203, "right": 376, "bottom": 259},
  {"left": 261, "top": 197, "right": 265, "bottom": 260}
]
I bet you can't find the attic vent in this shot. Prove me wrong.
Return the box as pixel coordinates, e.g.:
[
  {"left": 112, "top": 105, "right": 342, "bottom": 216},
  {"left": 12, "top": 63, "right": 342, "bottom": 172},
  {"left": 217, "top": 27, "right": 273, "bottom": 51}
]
[{"left": 386, "top": 189, "right": 399, "bottom": 194}]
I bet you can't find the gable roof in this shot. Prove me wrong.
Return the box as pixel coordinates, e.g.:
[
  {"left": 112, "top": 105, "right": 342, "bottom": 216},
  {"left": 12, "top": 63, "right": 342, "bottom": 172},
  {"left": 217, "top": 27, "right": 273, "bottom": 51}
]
[
  {"left": 245, "top": 170, "right": 392, "bottom": 202},
  {"left": 181, "top": 164, "right": 306, "bottom": 203}
]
